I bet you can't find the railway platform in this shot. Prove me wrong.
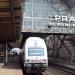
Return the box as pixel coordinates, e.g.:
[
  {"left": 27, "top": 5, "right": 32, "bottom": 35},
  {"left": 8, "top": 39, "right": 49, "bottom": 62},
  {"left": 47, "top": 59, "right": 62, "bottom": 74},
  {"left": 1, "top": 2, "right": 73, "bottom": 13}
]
[
  {"left": 0, "top": 55, "right": 73, "bottom": 75},
  {"left": 0, "top": 56, "right": 23, "bottom": 75}
]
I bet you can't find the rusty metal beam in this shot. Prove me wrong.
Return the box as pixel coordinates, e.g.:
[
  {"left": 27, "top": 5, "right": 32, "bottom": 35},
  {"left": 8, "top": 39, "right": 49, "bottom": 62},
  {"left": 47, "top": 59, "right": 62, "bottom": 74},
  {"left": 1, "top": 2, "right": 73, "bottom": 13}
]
[
  {"left": 0, "top": 0, "right": 8, "bottom": 1},
  {"left": 0, "top": 7, "right": 21, "bottom": 12},
  {"left": 0, "top": 8, "right": 10, "bottom": 12},
  {"left": 0, "top": 2, "right": 9, "bottom": 7},
  {"left": 0, "top": 17, "right": 11, "bottom": 21},
  {"left": 0, "top": 0, "right": 9, "bottom": 1},
  {"left": 0, "top": 22, "right": 20, "bottom": 25}
]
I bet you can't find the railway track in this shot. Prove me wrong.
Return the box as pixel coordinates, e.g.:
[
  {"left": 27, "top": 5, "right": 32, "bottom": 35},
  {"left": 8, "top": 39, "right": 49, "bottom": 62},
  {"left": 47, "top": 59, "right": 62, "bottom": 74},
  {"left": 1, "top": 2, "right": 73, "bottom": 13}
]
[
  {"left": 22, "top": 71, "right": 50, "bottom": 75},
  {"left": 49, "top": 61, "right": 75, "bottom": 75},
  {"left": 22, "top": 66, "right": 71, "bottom": 75},
  {"left": 20, "top": 57, "right": 72, "bottom": 75},
  {"left": 42, "top": 71, "right": 52, "bottom": 75},
  {"left": 20, "top": 62, "right": 72, "bottom": 75}
]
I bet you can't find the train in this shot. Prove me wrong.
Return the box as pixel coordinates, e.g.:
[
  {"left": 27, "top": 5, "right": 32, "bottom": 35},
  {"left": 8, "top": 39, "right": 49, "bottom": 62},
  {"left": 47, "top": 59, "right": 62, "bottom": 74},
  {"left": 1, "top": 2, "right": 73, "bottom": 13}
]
[{"left": 19, "top": 37, "right": 48, "bottom": 73}]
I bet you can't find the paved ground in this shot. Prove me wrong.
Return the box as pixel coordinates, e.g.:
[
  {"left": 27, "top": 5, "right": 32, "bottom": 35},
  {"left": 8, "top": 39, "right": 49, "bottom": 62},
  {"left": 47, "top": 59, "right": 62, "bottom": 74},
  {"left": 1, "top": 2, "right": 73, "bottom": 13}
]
[
  {"left": 0, "top": 56, "right": 72, "bottom": 75},
  {"left": 0, "top": 67, "right": 22, "bottom": 75},
  {"left": 0, "top": 56, "right": 23, "bottom": 75}
]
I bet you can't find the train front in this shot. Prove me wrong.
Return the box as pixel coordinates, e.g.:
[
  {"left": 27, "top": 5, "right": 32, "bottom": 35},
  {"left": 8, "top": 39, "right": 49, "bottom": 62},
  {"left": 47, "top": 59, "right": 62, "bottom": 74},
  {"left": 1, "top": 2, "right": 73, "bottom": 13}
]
[{"left": 24, "top": 37, "right": 48, "bottom": 73}]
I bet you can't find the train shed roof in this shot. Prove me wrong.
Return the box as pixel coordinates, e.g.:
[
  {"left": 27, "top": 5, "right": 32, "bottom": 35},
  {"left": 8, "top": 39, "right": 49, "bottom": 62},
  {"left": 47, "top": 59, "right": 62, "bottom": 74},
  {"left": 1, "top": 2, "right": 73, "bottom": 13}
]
[{"left": 0, "top": 0, "right": 22, "bottom": 42}]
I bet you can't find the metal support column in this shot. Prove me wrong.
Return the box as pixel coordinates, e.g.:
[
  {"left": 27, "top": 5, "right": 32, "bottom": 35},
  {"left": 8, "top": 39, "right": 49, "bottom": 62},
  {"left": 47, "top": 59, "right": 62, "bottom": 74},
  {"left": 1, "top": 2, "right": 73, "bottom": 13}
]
[
  {"left": 56, "top": 35, "right": 66, "bottom": 57},
  {"left": 47, "top": 34, "right": 71, "bottom": 61},
  {"left": 5, "top": 43, "right": 8, "bottom": 64},
  {"left": 56, "top": 35, "right": 71, "bottom": 60}
]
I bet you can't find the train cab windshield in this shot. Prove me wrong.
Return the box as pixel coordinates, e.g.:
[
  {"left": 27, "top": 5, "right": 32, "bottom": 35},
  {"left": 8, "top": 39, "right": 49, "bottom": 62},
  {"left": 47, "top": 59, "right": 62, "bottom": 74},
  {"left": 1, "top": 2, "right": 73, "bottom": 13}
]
[{"left": 28, "top": 48, "right": 44, "bottom": 56}]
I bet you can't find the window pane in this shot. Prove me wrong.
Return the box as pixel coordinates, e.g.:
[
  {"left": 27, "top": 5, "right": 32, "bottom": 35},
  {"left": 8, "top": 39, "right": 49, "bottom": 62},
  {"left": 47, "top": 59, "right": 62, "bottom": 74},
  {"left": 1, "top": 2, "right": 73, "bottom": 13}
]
[{"left": 28, "top": 48, "right": 44, "bottom": 56}]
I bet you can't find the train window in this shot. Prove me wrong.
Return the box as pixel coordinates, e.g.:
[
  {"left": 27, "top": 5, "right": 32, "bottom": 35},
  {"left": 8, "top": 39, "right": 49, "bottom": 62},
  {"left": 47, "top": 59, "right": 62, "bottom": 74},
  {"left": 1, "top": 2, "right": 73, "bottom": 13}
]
[{"left": 28, "top": 48, "right": 44, "bottom": 56}]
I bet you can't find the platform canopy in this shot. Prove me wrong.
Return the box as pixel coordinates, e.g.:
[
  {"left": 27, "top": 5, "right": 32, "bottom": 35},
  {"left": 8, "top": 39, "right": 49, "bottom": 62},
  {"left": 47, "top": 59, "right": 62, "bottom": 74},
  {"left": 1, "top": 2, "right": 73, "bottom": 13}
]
[{"left": 0, "top": 0, "right": 23, "bottom": 42}]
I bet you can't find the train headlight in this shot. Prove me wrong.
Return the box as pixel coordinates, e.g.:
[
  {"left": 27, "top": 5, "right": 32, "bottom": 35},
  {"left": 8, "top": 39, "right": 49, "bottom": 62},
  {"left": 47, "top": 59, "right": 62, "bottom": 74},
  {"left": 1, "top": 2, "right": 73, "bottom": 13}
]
[
  {"left": 26, "top": 59, "right": 32, "bottom": 62},
  {"left": 42, "top": 64, "right": 48, "bottom": 68},
  {"left": 43, "top": 59, "right": 47, "bottom": 61},
  {"left": 27, "top": 64, "right": 31, "bottom": 68},
  {"left": 27, "top": 59, "right": 30, "bottom": 62},
  {"left": 42, "top": 59, "right": 47, "bottom": 62}
]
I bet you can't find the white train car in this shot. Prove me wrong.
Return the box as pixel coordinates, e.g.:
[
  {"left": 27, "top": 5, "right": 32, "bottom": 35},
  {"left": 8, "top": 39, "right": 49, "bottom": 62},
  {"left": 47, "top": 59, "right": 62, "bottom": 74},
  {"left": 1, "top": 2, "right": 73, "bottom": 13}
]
[{"left": 20, "top": 37, "right": 48, "bottom": 73}]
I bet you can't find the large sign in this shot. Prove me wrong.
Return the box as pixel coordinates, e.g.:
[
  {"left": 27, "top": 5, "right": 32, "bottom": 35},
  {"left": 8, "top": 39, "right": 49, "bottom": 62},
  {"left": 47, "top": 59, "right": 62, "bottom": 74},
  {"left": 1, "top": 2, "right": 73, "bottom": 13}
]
[{"left": 49, "top": 15, "right": 75, "bottom": 27}]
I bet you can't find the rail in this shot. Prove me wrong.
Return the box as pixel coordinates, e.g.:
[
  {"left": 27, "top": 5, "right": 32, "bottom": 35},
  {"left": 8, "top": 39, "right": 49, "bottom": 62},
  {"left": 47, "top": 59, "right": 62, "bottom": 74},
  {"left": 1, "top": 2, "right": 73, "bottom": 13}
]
[{"left": 49, "top": 61, "right": 75, "bottom": 75}]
